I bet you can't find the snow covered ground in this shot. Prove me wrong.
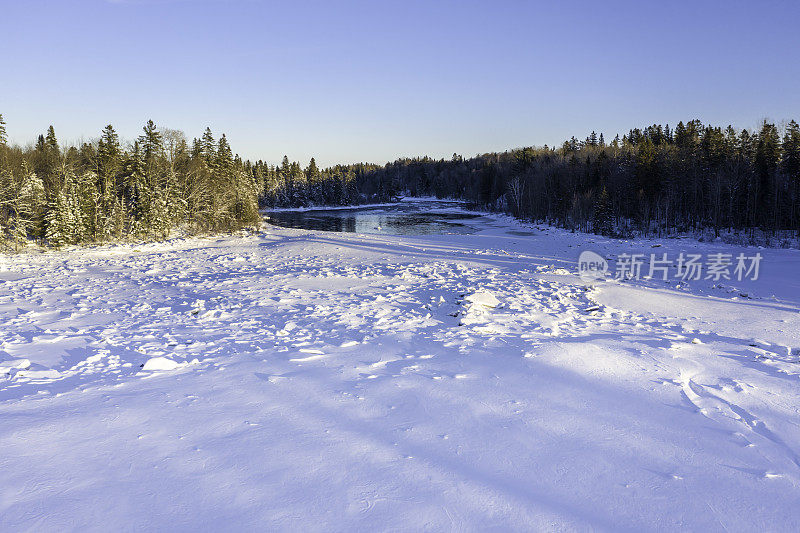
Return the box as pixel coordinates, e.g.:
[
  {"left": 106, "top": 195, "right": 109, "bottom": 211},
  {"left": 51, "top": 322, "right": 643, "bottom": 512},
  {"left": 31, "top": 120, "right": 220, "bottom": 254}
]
[{"left": 2, "top": 208, "right": 800, "bottom": 531}]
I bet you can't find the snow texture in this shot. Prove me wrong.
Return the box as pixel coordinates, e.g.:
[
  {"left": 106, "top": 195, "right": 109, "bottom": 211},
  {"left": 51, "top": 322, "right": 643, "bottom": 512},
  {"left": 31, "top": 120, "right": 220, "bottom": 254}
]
[{"left": 1, "top": 207, "right": 800, "bottom": 530}]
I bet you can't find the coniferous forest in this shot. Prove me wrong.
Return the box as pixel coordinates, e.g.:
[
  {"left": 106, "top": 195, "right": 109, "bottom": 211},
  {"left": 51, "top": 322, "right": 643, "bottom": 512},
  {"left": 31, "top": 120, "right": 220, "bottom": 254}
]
[
  {"left": 338, "top": 119, "right": 800, "bottom": 243},
  {"left": 0, "top": 117, "right": 260, "bottom": 250},
  {"left": 2, "top": 115, "right": 800, "bottom": 250}
]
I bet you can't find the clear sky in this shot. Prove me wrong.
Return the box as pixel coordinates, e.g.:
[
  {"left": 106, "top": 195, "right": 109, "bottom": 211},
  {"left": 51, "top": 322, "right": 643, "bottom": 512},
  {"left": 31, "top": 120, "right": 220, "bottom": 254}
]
[{"left": 2, "top": 0, "right": 799, "bottom": 166}]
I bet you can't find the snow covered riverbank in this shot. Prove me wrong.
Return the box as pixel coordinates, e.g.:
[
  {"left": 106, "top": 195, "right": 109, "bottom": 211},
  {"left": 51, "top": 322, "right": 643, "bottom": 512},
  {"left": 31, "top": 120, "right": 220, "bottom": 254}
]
[{"left": 2, "top": 213, "right": 800, "bottom": 530}]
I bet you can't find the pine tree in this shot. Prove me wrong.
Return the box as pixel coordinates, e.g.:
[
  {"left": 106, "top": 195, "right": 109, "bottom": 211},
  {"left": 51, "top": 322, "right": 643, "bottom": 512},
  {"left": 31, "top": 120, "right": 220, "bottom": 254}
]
[
  {"left": 32, "top": 126, "right": 62, "bottom": 194},
  {"left": 45, "top": 125, "right": 59, "bottom": 154},
  {"left": 97, "top": 124, "right": 121, "bottom": 238},
  {"left": 139, "top": 120, "right": 163, "bottom": 184},
  {"left": 783, "top": 120, "right": 800, "bottom": 235},
  {"left": 126, "top": 140, "right": 147, "bottom": 230},
  {"left": 782, "top": 120, "right": 800, "bottom": 179},
  {"left": 109, "top": 198, "right": 127, "bottom": 239},
  {"left": 135, "top": 120, "right": 165, "bottom": 233},
  {"left": 9, "top": 214, "right": 28, "bottom": 252},
  {"left": 512, "top": 147, "right": 535, "bottom": 174},
  {"left": 277, "top": 156, "right": 291, "bottom": 205},
  {"left": 17, "top": 162, "right": 45, "bottom": 238},
  {"left": 75, "top": 171, "right": 101, "bottom": 241},
  {"left": 0, "top": 113, "right": 6, "bottom": 146},
  {"left": 592, "top": 187, "right": 613, "bottom": 236},
  {"left": 342, "top": 168, "right": 357, "bottom": 204},
  {"left": 289, "top": 161, "right": 306, "bottom": 206},
  {"left": 149, "top": 188, "right": 169, "bottom": 239},
  {"left": 201, "top": 127, "right": 216, "bottom": 167},
  {"left": 46, "top": 189, "right": 70, "bottom": 248},
  {"left": 306, "top": 157, "right": 321, "bottom": 203},
  {"left": 674, "top": 121, "right": 687, "bottom": 148},
  {"left": 231, "top": 164, "right": 259, "bottom": 229},
  {"left": 754, "top": 121, "right": 780, "bottom": 231},
  {"left": 216, "top": 134, "right": 233, "bottom": 174},
  {"left": 98, "top": 125, "right": 120, "bottom": 190}
]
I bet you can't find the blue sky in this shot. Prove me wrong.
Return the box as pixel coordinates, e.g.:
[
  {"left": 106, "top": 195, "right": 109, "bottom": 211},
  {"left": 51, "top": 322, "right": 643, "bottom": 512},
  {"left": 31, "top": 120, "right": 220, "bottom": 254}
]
[{"left": 2, "top": 0, "right": 799, "bottom": 166}]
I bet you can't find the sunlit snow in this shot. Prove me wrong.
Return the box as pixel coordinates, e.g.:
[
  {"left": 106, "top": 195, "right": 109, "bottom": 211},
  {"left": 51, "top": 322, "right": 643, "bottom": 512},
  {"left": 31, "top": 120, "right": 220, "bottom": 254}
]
[{"left": 2, "top": 203, "right": 800, "bottom": 530}]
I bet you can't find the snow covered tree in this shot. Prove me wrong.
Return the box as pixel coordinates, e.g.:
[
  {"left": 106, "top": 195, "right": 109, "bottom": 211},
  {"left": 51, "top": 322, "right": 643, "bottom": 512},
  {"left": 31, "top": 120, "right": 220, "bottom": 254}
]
[
  {"left": 98, "top": 126, "right": 120, "bottom": 193},
  {"left": 45, "top": 168, "right": 80, "bottom": 248},
  {"left": 201, "top": 127, "right": 216, "bottom": 167},
  {"left": 0, "top": 162, "right": 45, "bottom": 247},
  {"left": 139, "top": 120, "right": 163, "bottom": 189},
  {"left": 97, "top": 125, "right": 121, "bottom": 239},
  {"left": 45, "top": 195, "right": 65, "bottom": 247},
  {"left": 8, "top": 214, "right": 28, "bottom": 251},
  {"left": 1, "top": 118, "right": 264, "bottom": 246}
]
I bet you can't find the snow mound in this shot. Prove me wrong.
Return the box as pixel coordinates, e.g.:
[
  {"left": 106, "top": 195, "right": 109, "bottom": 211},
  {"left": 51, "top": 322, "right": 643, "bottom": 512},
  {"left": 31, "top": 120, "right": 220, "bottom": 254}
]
[
  {"left": 0, "top": 359, "right": 31, "bottom": 374},
  {"left": 16, "top": 369, "right": 61, "bottom": 380},
  {"left": 141, "top": 357, "right": 182, "bottom": 371},
  {"left": 464, "top": 291, "right": 501, "bottom": 308}
]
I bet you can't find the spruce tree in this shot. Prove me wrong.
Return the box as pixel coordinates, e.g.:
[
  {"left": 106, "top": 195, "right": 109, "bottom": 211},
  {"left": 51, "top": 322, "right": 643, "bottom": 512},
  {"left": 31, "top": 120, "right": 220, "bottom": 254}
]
[
  {"left": 306, "top": 157, "right": 321, "bottom": 203},
  {"left": 139, "top": 120, "right": 163, "bottom": 181},
  {"left": 782, "top": 120, "right": 800, "bottom": 179},
  {"left": 216, "top": 134, "right": 234, "bottom": 174},
  {"left": 342, "top": 168, "right": 357, "bottom": 204},
  {"left": 97, "top": 125, "right": 121, "bottom": 237},
  {"left": 201, "top": 127, "right": 216, "bottom": 166},
  {"left": 755, "top": 121, "right": 780, "bottom": 230},
  {"left": 98, "top": 125, "right": 120, "bottom": 187},
  {"left": 592, "top": 187, "right": 613, "bottom": 235},
  {"left": 783, "top": 120, "right": 800, "bottom": 234},
  {"left": 0, "top": 113, "right": 6, "bottom": 146},
  {"left": 46, "top": 190, "right": 70, "bottom": 248},
  {"left": 277, "top": 156, "right": 291, "bottom": 205},
  {"left": 289, "top": 161, "right": 306, "bottom": 206},
  {"left": 9, "top": 215, "right": 28, "bottom": 252},
  {"left": 126, "top": 140, "right": 146, "bottom": 230},
  {"left": 109, "top": 198, "right": 127, "bottom": 239},
  {"left": 45, "top": 125, "right": 59, "bottom": 154},
  {"left": 17, "top": 162, "right": 45, "bottom": 238}
]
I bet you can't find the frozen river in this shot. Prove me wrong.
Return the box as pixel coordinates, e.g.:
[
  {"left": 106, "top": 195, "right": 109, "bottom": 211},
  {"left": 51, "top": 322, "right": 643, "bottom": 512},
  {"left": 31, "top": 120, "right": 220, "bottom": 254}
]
[{"left": 264, "top": 199, "right": 488, "bottom": 235}]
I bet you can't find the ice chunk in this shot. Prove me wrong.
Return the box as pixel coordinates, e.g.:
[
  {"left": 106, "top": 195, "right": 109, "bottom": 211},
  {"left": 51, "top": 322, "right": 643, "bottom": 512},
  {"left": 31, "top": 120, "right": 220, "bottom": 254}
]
[
  {"left": 142, "top": 357, "right": 182, "bottom": 371},
  {"left": 464, "top": 291, "right": 501, "bottom": 308}
]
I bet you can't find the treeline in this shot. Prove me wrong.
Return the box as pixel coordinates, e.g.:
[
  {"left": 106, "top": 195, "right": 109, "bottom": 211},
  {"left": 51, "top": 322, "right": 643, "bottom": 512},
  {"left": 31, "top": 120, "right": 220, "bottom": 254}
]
[
  {"left": 4, "top": 114, "right": 800, "bottom": 249},
  {"left": 329, "top": 119, "right": 800, "bottom": 241},
  {"left": 0, "top": 115, "right": 259, "bottom": 250},
  {"left": 253, "top": 158, "right": 394, "bottom": 208}
]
